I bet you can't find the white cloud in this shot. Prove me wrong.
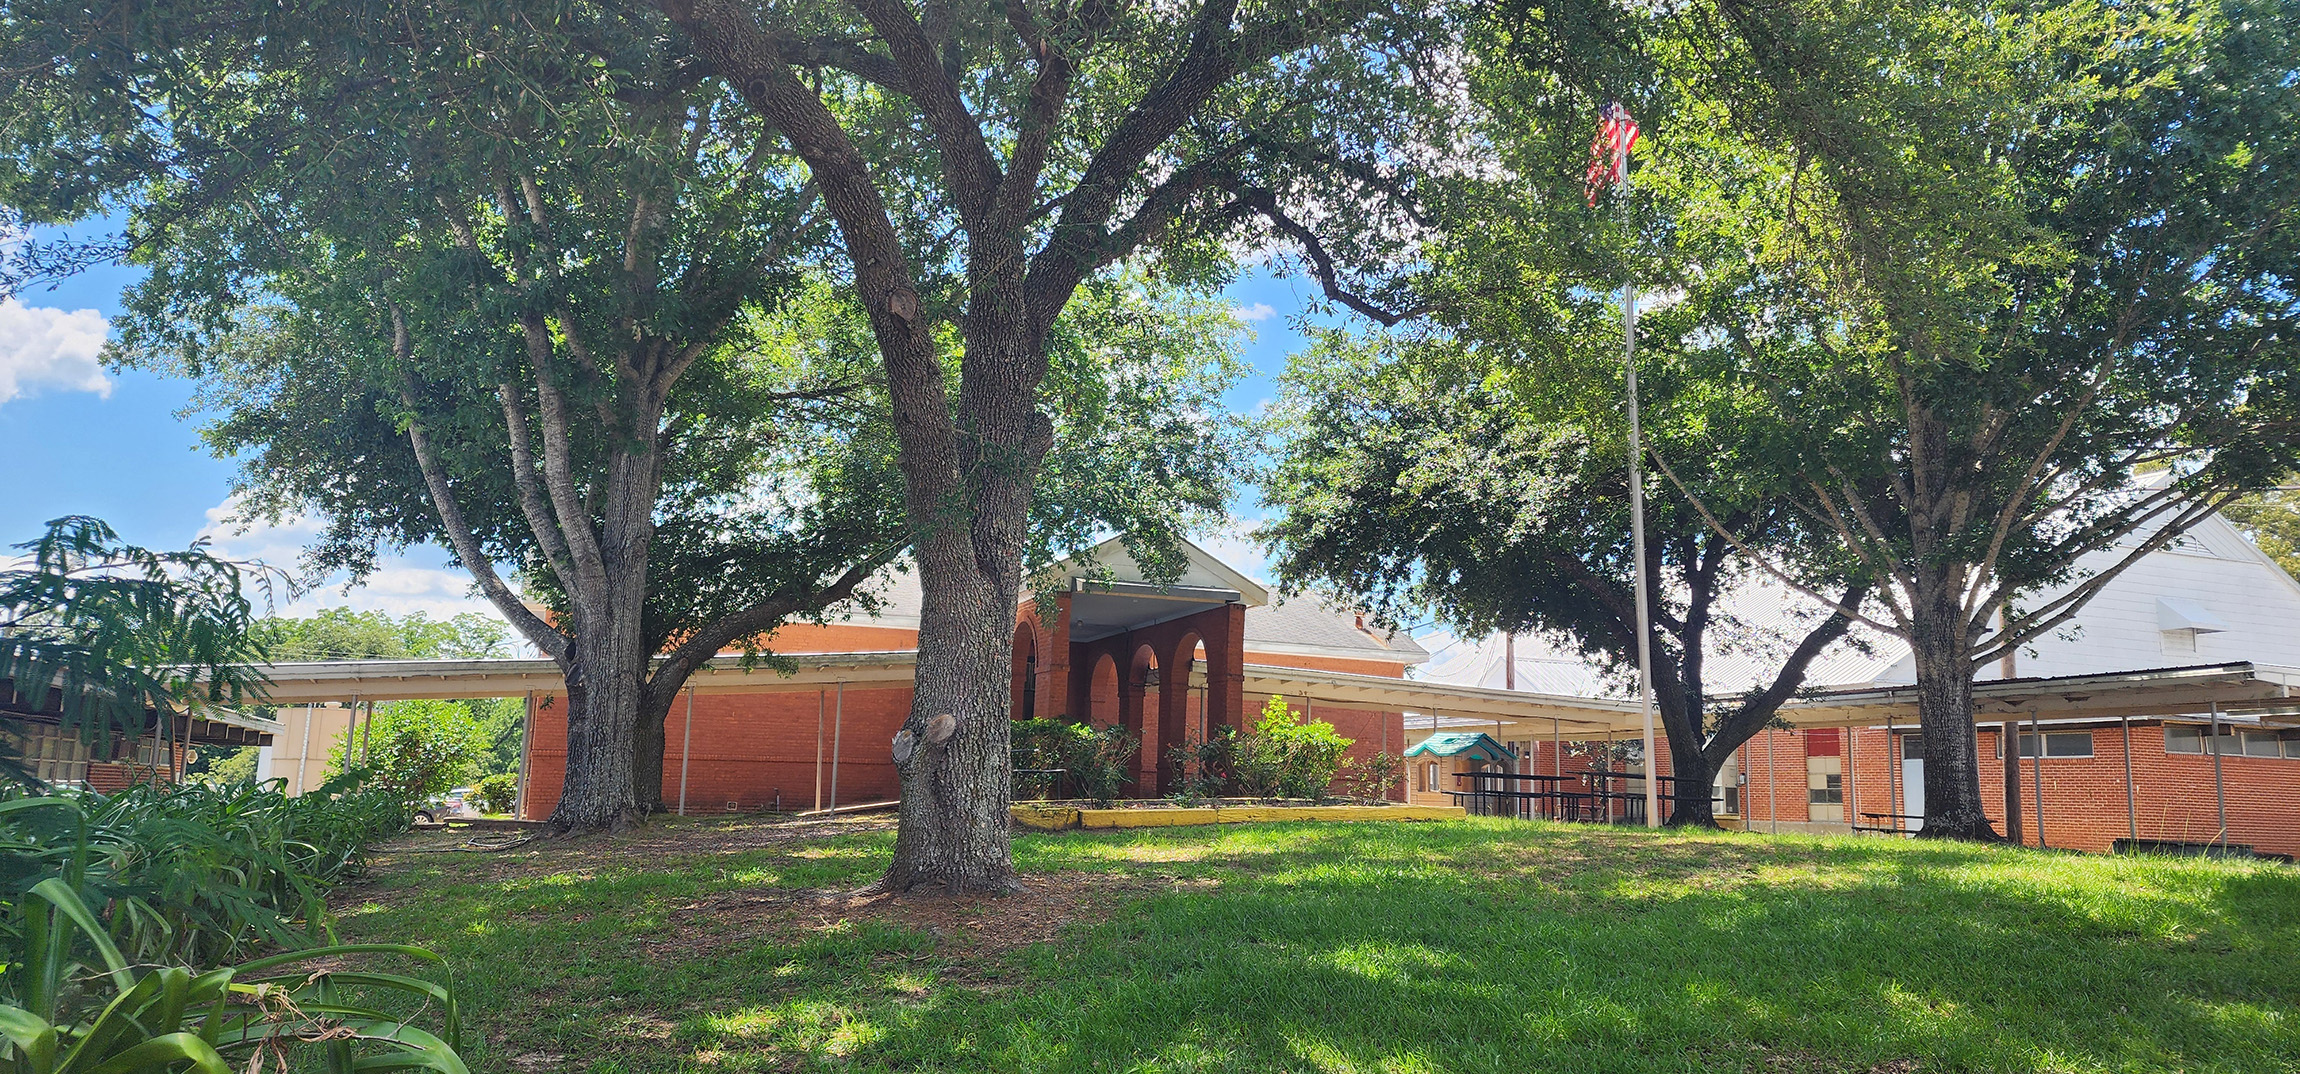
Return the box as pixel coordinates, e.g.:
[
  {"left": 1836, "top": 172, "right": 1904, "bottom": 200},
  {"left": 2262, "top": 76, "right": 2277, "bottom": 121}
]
[
  {"left": 0, "top": 298, "right": 111, "bottom": 404},
  {"left": 197, "top": 497, "right": 512, "bottom": 627},
  {"left": 1229, "top": 302, "right": 1278, "bottom": 322}
]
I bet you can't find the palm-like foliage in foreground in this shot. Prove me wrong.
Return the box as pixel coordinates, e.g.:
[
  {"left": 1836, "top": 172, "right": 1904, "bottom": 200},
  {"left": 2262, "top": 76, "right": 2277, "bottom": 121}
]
[
  {"left": 1, "top": 795, "right": 465, "bottom": 1073},
  {"left": 0, "top": 516, "right": 273, "bottom": 786}
]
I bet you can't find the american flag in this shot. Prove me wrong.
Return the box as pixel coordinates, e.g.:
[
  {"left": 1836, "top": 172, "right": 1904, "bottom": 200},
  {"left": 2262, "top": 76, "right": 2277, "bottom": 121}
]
[{"left": 1584, "top": 100, "right": 1640, "bottom": 207}]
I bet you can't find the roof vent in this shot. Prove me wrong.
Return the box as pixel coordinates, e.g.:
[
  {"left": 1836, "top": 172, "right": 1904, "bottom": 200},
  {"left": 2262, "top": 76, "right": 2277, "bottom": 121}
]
[{"left": 2157, "top": 597, "right": 2230, "bottom": 634}]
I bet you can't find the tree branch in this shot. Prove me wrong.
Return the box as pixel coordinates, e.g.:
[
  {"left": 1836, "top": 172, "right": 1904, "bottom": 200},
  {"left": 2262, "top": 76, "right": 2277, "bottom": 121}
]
[{"left": 391, "top": 308, "right": 569, "bottom": 663}]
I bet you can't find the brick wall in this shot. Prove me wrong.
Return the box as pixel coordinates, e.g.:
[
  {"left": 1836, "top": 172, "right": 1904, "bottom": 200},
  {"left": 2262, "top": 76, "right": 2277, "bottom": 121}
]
[
  {"left": 521, "top": 685, "right": 913, "bottom": 819},
  {"left": 1732, "top": 722, "right": 2300, "bottom": 858}
]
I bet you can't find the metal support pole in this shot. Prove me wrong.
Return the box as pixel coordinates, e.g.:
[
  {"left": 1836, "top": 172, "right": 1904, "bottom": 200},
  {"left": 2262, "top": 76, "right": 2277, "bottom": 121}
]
[
  {"left": 295, "top": 703, "right": 315, "bottom": 795},
  {"left": 516, "top": 691, "right": 535, "bottom": 819},
  {"left": 1767, "top": 729, "right": 1777, "bottom": 835},
  {"left": 2121, "top": 714, "right": 2137, "bottom": 846},
  {"left": 1625, "top": 302, "right": 1658, "bottom": 829},
  {"left": 677, "top": 686, "right": 696, "bottom": 817},
  {"left": 829, "top": 682, "right": 845, "bottom": 813},
  {"left": 360, "top": 698, "right": 374, "bottom": 764},
  {"left": 1844, "top": 727, "right": 1857, "bottom": 833},
  {"left": 2029, "top": 708, "right": 2045, "bottom": 850},
  {"left": 2209, "top": 701, "right": 2228, "bottom": 849},
  {"left": 813, "top": 688, "right": 825, "bottom": 812},
  {"left": 1887, "top": 715, "right": 1898, "bottom": 834}
]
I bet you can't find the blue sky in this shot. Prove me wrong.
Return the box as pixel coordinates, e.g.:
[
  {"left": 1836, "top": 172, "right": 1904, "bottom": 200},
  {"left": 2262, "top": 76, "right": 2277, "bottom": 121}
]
[{"left": 0, "top": 247, "right": 1335, "bottom": 620}]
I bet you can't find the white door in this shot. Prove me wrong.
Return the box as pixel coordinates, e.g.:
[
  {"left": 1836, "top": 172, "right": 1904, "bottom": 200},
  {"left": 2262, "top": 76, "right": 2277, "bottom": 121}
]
[{"left": 1900, "top": 734, "right": 1925, "bottom": 833}]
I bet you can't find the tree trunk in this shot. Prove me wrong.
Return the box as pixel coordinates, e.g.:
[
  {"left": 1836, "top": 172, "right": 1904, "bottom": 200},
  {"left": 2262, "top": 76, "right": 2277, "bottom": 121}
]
[
  {"left": 1909, "top": 600, "right": 1998, "bottom": 839},
  {"left": 1663, "top": 747, "right": 1718, "bottom": 827},
  {"left": 542, "top": 449, "right": 659, "bottom": 835},
  {"left": 634, "top": 698, "right": 670, "bottom": 812},
  {"left": 872, "top": 267, "right": 1045, "bottom": 894},
  {"left": 544, "top": 638, "right": 645, "bottom": 833},
  {"left": 874, "top": 551, "right": 1021, "bottom": 893}
]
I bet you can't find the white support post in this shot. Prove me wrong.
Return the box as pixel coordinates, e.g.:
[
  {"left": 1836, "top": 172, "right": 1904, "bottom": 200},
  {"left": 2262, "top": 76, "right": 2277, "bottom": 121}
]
[
  {"left": 2029, "top": 707, "right": 2046, "bottom": 849},
  {"left": 2209, "top": 701, "right": 2229, "bottom": 849},
  {"left": 829, "top": 681, "right": 845, "bottom": 813},
  {"left": 516, "top": 691, "right": 534, "bottom": 819},
  {"left": 677, "top": 686, "right": 696, "bottom": 817}
]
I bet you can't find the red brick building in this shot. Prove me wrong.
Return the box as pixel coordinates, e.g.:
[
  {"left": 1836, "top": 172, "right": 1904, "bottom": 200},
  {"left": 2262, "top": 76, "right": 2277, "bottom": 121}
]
[
  {"left": 518, "top": 537, "right": 1438, "bottom": 816},
  {"left": 1419, "top": 504, "right": 2300, "bottom": 858}
]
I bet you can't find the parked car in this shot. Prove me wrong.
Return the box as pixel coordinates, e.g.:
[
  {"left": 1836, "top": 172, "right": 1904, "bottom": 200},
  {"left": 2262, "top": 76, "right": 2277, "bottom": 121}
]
[{"left": 413, "top": 787, "right": 475, "bottom": 824}]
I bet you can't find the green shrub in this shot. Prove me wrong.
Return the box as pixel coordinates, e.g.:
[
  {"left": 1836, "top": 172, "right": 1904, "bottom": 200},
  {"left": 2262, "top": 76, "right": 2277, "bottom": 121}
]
[
  {"left": 1010, "top": 718, "right": 1137, "bottom": 805},
  {"left": 0, "top": 776, "right": 408, "bottom": 967},
  {"left": 1342, "top": 750, "right": 1406, "bottom": 801},
  {"left": 329, "top": 699, "right": 485, "bottom": 810},
  {"left": 469, "top": 772, "right": 520, "bottom": 815},
  {"left": 1233, "top": 696, "right": 1355, "bottom": 800},
  {"left": 3, "top": 869, "right": 466, "bottom": 1074},
  {"left": 1166, "top": 727, "right": 1237, "bottom": 802}
]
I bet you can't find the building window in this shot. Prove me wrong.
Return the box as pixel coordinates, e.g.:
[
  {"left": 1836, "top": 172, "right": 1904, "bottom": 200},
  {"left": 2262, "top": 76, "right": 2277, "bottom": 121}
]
[
  {"left": 2166, "top": 725, "right": 2300, "bottom": 758},
  {"left": 1807, "top": 756, "right": 1843, "bottom": 823},
  {"left": 2166, "top": 724, "right": 2241, "bottom": 755},
  {"left": 2237, "top": 730, "right": 2300, "bottom": 758},
  {"left": 2, "top": 725, "right": 93, "bottom": 786},
  {"left": 2006, "top": 731, "right": 2094, "bottom": 759},
  {"left": 1424, "top": 762, "right": 1440, "bottom": 792}
]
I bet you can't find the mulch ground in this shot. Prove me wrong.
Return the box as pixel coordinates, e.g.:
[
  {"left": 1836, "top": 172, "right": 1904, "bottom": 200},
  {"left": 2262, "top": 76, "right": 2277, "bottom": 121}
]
[{"left": 357, "top": 814, "right": 1212, "bottom": 964}]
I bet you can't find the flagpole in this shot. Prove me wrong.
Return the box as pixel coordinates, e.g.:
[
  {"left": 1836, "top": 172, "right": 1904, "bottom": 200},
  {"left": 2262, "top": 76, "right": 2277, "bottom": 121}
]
[{"left": 1616, "top": 118, "right": 1661, "bottom": 830}]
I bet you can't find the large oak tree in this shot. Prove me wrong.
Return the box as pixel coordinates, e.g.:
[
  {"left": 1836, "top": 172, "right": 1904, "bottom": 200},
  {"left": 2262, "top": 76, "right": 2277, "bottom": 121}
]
[
  {"left": 6, "top": 0, "right": 1254, "bottom": 841},
  {"left": 643, "top": 0, "right": 1455, "bottom": 889}
]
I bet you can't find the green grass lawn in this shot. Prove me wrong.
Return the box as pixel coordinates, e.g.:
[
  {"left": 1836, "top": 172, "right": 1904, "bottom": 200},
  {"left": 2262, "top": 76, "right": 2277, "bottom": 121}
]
[{"left": 335, "top": 817, "right": 2299, "bottom": 1073}]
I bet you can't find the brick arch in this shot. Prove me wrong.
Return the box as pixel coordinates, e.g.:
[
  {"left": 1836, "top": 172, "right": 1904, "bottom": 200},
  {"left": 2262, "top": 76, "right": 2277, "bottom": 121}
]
[
  {"left": 1161, "top": 633, "right": 1208, "bottom": 790},
  {"left": 1086, "top": 652, "right": 1120, "bottom": 729},
  {"left": 1010, "top": 621, "right": 1040, "bottom": 722},
  {"left": 1124, "top": 643, "right": 1162, "bottom": 792}
]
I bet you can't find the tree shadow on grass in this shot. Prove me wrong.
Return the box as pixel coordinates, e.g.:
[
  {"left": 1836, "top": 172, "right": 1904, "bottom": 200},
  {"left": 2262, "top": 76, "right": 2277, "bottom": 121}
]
[
  {"left": 683, "top": 823, "right": 2300, "bottom": 1073},
  {"left": 345, "top": 821, "right": 2299, "bottom": 1073}
]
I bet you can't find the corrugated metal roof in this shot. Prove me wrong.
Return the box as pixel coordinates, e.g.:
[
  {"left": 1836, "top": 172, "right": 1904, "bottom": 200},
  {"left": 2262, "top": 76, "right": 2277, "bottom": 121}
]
[{"left": 1414, "top": 579, "right": 1909, "bottom": 698}]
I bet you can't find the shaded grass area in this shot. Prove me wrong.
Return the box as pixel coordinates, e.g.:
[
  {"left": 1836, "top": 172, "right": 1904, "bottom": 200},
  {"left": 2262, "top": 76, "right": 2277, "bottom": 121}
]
[{"left": 336, "top": 818, "right": 2299, "bottom": 1073}]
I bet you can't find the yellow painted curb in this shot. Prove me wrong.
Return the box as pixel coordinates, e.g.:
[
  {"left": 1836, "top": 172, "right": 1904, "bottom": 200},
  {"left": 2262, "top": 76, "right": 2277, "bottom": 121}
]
[
  {"left": 1012, "top": 803, "right": 1466, "bottom": 831},
  {"left": 1011, "top": 805, "right": 1082, "bottom": 831}
]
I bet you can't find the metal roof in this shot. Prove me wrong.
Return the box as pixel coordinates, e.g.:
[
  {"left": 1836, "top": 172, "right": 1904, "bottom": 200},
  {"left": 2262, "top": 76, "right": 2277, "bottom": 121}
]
[{"left": 1403, "top": 732, "right": 1517, "bottom": 761}]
